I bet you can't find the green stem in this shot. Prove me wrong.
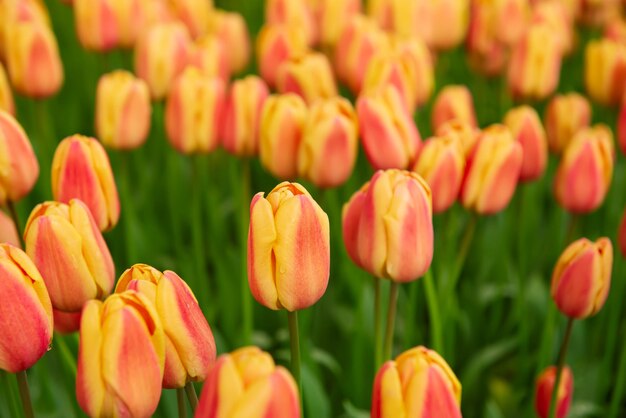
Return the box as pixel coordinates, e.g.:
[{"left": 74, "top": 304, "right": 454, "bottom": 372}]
[
  {"left": 55, "top": 333, "right": 77, "bottom": 376},
  {"left": 374, "top": 277, "right": 383, "bottom": 368},
  {"left": 609, "top": 320, "right": 626, "bottom": 418},
  {"left": 184, "top": 382, "right": 198, "bottom": 413},
  {"left": 288, "top": 310, "right": 302, "bottom": 400},
  {"left": 191, "top": 156, "right": 206, "bottom": 298},
  {"left": 6, "top": 200, "right": 25, "bottom": 249},
  {"left": 240, "top": 159, "right": 252, "bottom": 345},
  {"left": 383, "top": 282, "right": 400, "bottom": 361},
  {"left": 177, "top": 388, "right": 186, "bottom": 418},
  {"left": 424, "top": 270, "right": 442, "bottom": 352},
  {"left": 121, "top": 152, "right": 136, "bottom": 264},
  {"left": 548, "top": 317, "right": 575, "bottom": 418},
  {"left": 16, "top": 371, "right": 34, "bottom": 418},
  {"left": 451, "top": 214, "right": 478, "bottom": 290},
  {"left": 565, "top": 214, "right": 579, "bottom": 245}
]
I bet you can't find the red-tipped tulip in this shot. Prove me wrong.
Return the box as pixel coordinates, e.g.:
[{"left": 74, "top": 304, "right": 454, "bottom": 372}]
[
  {"left": 545, "top": 93, "right": 592, "bottom": 154},
  {"left": 256, "top": 24, "right": 308, "bottom": 89},
  {"left": 503, "top": 105, "right": 548, "bottom": 182},
  {"left": 276, "top": 52, "right": 337, "bottom": 104},
  {"left": 534, "top": 365, "right": 573, "bottom": 418},
  {"left": 585, "top": 38, "right": 626, "bottom": 106},
  {"left": 431, "top": 85, "right": 478, "bottom": 133}
]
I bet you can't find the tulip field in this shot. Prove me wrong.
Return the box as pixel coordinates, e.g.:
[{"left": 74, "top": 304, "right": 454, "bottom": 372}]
[{"left": 2, "top": 0, "right": 626, "bottom": 417}]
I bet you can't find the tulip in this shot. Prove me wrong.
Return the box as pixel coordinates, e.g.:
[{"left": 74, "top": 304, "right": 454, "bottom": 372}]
[
  {"left": 618, "top": 208, "right": 626, "bottom": 259},
  {"left": 503, "top": 105, "right": 548, "bottom": 182},
  {"left": 531, "top": 1, "right": 574, "bottom": 55},
  {"left": 73, "top": 0, "right": 143, "bottom": 51},
  {"left": 0, "top": 243, "right": 52, "bottom": 373},
  {"left": 534, "top": 365, "right": 573, "bottom": 418},
  {"left": 259, "top": 93, "right": 308, "bottom": 179},
  {"left": 169, "top": 0, "right": 213, "bottom": 38},
  {"left": 297, "top": 97, "right": 359, "bottom": 188},
  {"left": 24, "top": 199, "right": 115, "bottom": 313},
  {"left": 53, "top": 308, "right": 82, "bottom": 334},
  {"left": 585, "top": 38, "right": 626, "bottom": 105},
  {"left": 0, "top": 111, "right": 39, "bottom": 206},
  {"left": 357, "top": 85, "right": 422, "bottom": 170},
  {"left": 187, "top": 35, "right": 229, "bottom": 82},
  {"left": 76, "top": 291, "right": 165, "bottom": 418},
  {"left": 436, "top": 119, "right": 480, "bottom": 157},
  {"left": 95, "top": 70, "right": 151, "bottom": 151},
  {"left": 207, "top": 10, "right": 250, "bottom": 74},
  {"left": 0, "top": 210, "right": 20, "bottom": 247},
  {"left": 343, "top": 169, "right": 433, "bottom": 282},
  {"left": 165, "top": 67, "right": 225, "bottom": 155},
  {"left": 276, "top": 52, "right": 337, "bottom": 104},
  {"left": 371, "top": 346, "right": 462, "bottom": 418},
  {"left": 431, "top": 85, "right": 478, "bottom": 133},
  {"left": 460, "top": 124, "right": 523, "bottom": 215},
  {"left": 545, "top": 93, "right": 592, "bottom": 154},
  {"left": 51, "top": 135, "right": 120, "bottom": 231},
  {"left": 248, "top": 182, "right": 329, "bottom": 311},
  {"left": 554, "top": 125, "right": 614, "bottom": 214},
  {"left": 604, "top": 17, "right": 626, "bottom": 45},
  {"left": 579, "top": 0, "right": 620, "bottom": 27},
  {"left": 195, "top": 346, "right": 300, "bottom": 418},
  {"left": 312, "top": 0, "right": 361, "bottom": 46},
  {"left": 0, "top": 63, "right": 15, "bottom": 115},
  {"left": 427, "top": 0, "right": 470, "bottom": 50},
  {"left": 551, "top": 237, "right": 612, "bottom": 318},
  {"left": 115, "top": 265, "right": 216, "bottom": 388},
  {"left": 256, "top": 24, "right": 309, "bottom": 89},
  {"left": 265, "top": 0, "right": 316, "bottom": 45},
  {"left": 222, "top": 76, "right": 270, "bottom": 157}
]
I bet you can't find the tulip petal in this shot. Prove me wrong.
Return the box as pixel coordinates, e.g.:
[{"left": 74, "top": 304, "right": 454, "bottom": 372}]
[{"left": 248, "top": 193, "right": 279, "bottom": 309}]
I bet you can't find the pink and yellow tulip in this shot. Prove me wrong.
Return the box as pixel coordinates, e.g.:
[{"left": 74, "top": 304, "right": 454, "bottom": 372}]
[
  {"left": 431, "top": 85, "right": 478, "bottom": 133},
  {"left": 256, "top": 24, "right": 308, "bottom": 89},
  {"left": 169, "top": 0, "right": 213, "bottom": 38},
  {"left": 534, "top": 365, "right": 573, "bottom": 418},
  {"left": 503, "top": 105, "right": 548, "bottom": 182},
  {"left": 545, "top": 93, "right": 592, "bottom": 154},
  {"left": 276, "top": 52, "right": 337, "bottom": 104},
  {"left": 207, "top": 10, "right": 250, "bottom": 74}
]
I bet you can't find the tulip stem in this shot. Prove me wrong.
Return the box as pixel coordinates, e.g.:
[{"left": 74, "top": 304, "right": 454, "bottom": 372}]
[
  {"left": 609, "top": 317, "right": 626, "bottom": 418},
  {"left": 177, "top": 388, "right": 186, "bottom": 418},
  {"left": 423, "top": 269, "right": 442, "bottom": 352},
  {"left": 55, "top": 333, "right": 77, "bottom": 376},
  {"left": 383, "top": 282, "right": 400, "bottom": 361},
  {"left": 565, "top": 214, "right": 579, "bottom": 245},
  {"left": 374, "top": 277, "right": 383, "bottom": 369},
  {"left": 6, "top": 200, "right": 25, "bottom": 249},
  {"left": 548, "top": 317, "right": 574, "bottom": 418},
  {"left": 184, "top": 382, "right": 198, "bottom": 413},
  {"left": 241, "top": 158, "right": 253, "bottom": 345},
  {"left": 15, "top": 371, "right": 34, "bottom": 418},
  {"left": 287, "top": 310, "right": 302, "bottom": 399}
]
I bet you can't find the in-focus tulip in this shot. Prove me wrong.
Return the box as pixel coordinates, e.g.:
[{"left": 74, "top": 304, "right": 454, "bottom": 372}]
[
  {"left": 24, "top": 199, "right": 115, "bottom": 313},
  {"left": 0, "top": 111, "right": 39, "bottom": 206},
  {"left": 116, "top": 265, "right": 216, "bottom": 388},
  {"left": 436, "top": 119, "right": 480, "bottom": 157},
  {"left": 551, "top": 237, "right": 612, "bottom": 318},
  {"left": 259, "top": 94, "right": 308, "bottom": 179},
  {"left": 265, "top": 0, "right": 316, "bottom": 45},
  {"left": 165, "top": 67, "right": 225, "bottom": 155},
  {"left": 51, "top": 135, "right": 120, "bottom": 231},
  {"left": 207, "top": 9, "right": 250, "bottom": 74},
  {"left": 297, "top": 97, "right": 359, "bottom": 188},
  {"left": 371, "top": 346, "right": 462, "bottom": 418},
  {"left": 619, "top": 208, "right": 626, "bottom": 258},
  {"left": 95, "top": 70, "right": 151, "bottom": 151},
  {"left": 357, "top": 85, "right": 422, "bottom": 170},
  {"left": 554, "top": 125, "right": 614, "bottom": 214},
  {"left": 503, "top": 105, "right": 548, "bottom": 182},
  {"left": 0, "top": 243, "right": 52, "bottom": 373},
  {"left": 276, "top": 52, "right": 337, "bottom": 104},
  {"left": 187, "top": 35, "right": 229, "bottom": 82},
  {"left": 248, "top": 182, "right": 329, "bottom": 311},
  {"left": 312, "top": 0, "right": 361, "bottom": 46},
  {"left": 195, "top": 346, "right": 300, "bottom": 418},
  {"left": 431, "top": 85, "right": 478, "bottom": 133},
  {"left": 343, "top": 170, "right": 433, "bottom": 282},
  {"left": 0, "top": 210, "right": 20, "bottom": 247},
  {"left": 76, "top": 291, "right": 165, "bottom": 418},
  {"left": 545, "top": 93, "right": 592, "bottom": 154},
  {"left": 460, "top": 124, "right": 523, "bottom": 214},
  {"left": 534, "top": 365, "right": 573, "bottom": 418},
  {"left": 53, "top": 308, "right": 82, "bottom": 334},
  {"left": 0, "top": 63, "right": 15, "bottom": 115},
  {"left": 256, "top": 24, "right": 308, "bottom": 89},
  {"left": 169, "top": 0, "right": 213, "bottom": 38},
  {"left": 585, "top": 38, "right": 626, "bottom": 105}
]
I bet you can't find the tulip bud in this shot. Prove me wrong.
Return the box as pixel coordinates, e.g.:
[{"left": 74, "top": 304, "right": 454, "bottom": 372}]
[
  {"left": 276, "top": 52, "right": 337, "bottom": 104},
  {"left": 431, "top": 85, "right": 478, "bottom": 133},
  {"left": 248, "top": 182, "right": 329, "bottom": 311},
  {"left": 265, "top": 0, "right": 316, "bottom": 45},
  {"left": 545, "top": 93, "right": 592, "bottom": 154},
  {"left": 534, "top": 365, "right": 573, "bottom": 418},
  {"left": 165, "top": 67, "right": 225, "bottom": 155},
  {"left": 503, "top": 105, "right": 548, "bottom": 182},
  {"left": 554, "top": 125, "right": 614, "bottom": 214},
  {"left": 24, "top": 199, "right": 115, "bottom": 313},
  {"left": 312, "top": 0, "right": 361, "bottom": 46},
  {"left": 0, "top": 210, "right": 20, "bottom": 247},
  {"left": 95, "top": 70, "right": 151, "bottom": 151},
  {"left": 259, "top": 94, "right": 308, "bottom": 179},
  {"left": 207, "top": 10, "right": 250, "bottom": 74},
  {"left": 585, "top": 38, "right": 626, "bottom": 105},
  {"left": 51, "top": 135, "right": 120, "bottom": 231},
  {"left": 551, "top": 237, "right": 612, "bottom": 318},
  {"left": 256, "top": 24, "right": 309, "bottom": 89},
  {"left": 169, "top": 0, "right": 213, "bottom": 38},
  {"left": 371, "top": 346, "right": 462, "bottom": 418},
  {"left": 436, "top": 119, "right": 480, "bottom": 157},
  {"left": 427, "top": 0, "right": 470, "bottom": 50},
  {"left": 357, "top": 85, "right": 422, "bottom": 170},
  {"left": 53, "top": 308, "right": 82, "bottom": 334},
  {"left": 187, "top": 35, "right": 229, "bottom": 82},
  {"left": 532, "top": 1, "right": 574, "bottom": 56},
  {"left": 195, "top": 346, "right": 300, "bottom": 418},
  {"left": 343, "top": 170, "right": 433, "bottom": 282},
  {"left": 0, "top": 243, "right": 53, "bottom": 373},
  {"left": 0, "top": 111, "right": 39, "bottom": 205},
  {"left": 73, "top": 0, "right": 136, "bottom": 51},
  {"left": 618, "top": 208, "right": 626, "bottom": 259},
  {"left": 298, "top": 97, "right": 359, "bottom": 188},
  {"left": 460, "top": 124, "right": 523, "bottom": 214},
  {"left": 76, "top": 291, "right": 165, "bottom": 418},
  {"left": 0, "top": 63, "right": 15, "bottom": 115}
]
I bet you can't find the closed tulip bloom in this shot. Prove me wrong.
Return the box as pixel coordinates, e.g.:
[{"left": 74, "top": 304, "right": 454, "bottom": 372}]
[
  {"left": 0, "top": 111, "right": 39, "bottom": 206},
  {"left": 585, "top": 38, "right": 626, "bottom": 105},
  {"left": 276, "top": 52, "right": 337, "bottom": 104},
  {"left": 0, "top": 211, "right": 20, "bottom": 247},
  {"left": 0, "top": 243, "right": 52, "bottom": 373},
  {"left": 24, "top": 199, "right": 115, "bottom": 313},
  {"left": 248, "top": 182, "right": 329, "bottom": 311},
  {"left": 256, "top": 24, "right": 308, "bottom": 89},
  {"left": 503, "top": 105, "right": 548, "bottom": 182},
  {"left": 208, "top": 10, "right": 250, "bottom": 74},
  {"left": 53, "top": 308, "right": 82, "bottom": 334},
  {"left": 436, "top": 119, "right": 480, "bottom": 157},
  {"left": 343, "top": 170, "right": 433, "bottom": 282},
  {"left": 431, "top": 85, "right": 478, "bottom": 133},
  {"left": 222, "top": 76, "right": 270, "bottom": 157},
  {"left": 545, "top": 93, "right": 592, "bottom": 153},
  {"left": 460, "top": 124, "right": 523, "bottom": 214},
  {"left": 169, "top": 0, "right": 213, "bottom": 38},
  {"left": 298, "top": 97, "right": 359, "bottom": 188},
  {"left": 371, "top": 346, "right": 462, "bottom": 418},
  {"left": 76, "top": 291, "right": 165, "bottom": 418},
  {"left": 195, "top": 346, "right": 300, "bottom": 418},
  {"left": 357, "top": 85, "right": 422, "bottom": 170},
  {"left": 554, "top": 125, "right": 614, "bottom": 214},
  {"left": 259, "top": 94, "right": 308, "bottom": 179},
  {"left": 532, "top": 1, "right": 574, "bottom": 55},
  {"left": 265, "top": 0, "right": 316, "bottom": 45},
  {"left": 534, "top": 365, "right": 573, "bottom": 418},
  {"left": 74, "top": 0, "right": 124, "bottom": 51},
  {"left": 551, "top": 237, "right": 612, "bottom": 318},
  {"left": 426, "top": 0, "right": 470, "bottom": 50},
  {"left": 187, "top": 35, "right": 229, "bottom": 82},
  {"left": 165, "top": 68, "right": 225, "bottom": 154},
  {"left": 619, "top": 208, "right": 626, "bottom": 258},
  {"left": 313, "top": 0, "right": 361, "bottom": 46},
  {"left": 0, "top": 63, "right": 15, "bottom": 115}
]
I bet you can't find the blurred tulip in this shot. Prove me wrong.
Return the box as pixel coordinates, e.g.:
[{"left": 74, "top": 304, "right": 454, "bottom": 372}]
[
  {"left": 0, "top": 210, "right": 20, "bottom": 247},
  {"left": 0, "top": 243, "right": 52, "bottom": 373},
  {"left": 503, "top": 105, "right": 548, "bottom": 182},
  {"left": 276, "top": 52, "right": 337, "bottom": 104},
  {"left": 298, "top": 97, "right": 359, "bottom": 188},
  {"left": 431, "top": 85, "right": 478, "bottom": 133},
  {"left": 207, "top": 10, "right": 250, "bottom": 74},
  {"left": 619, "top": 208, "right": 626, "bottom": 258},
  {"left": 24, "top": 199, "right": 115, "bottom": 313},
  {"left": 259, "top": 93, "right": 308, "bottom": 179},
  {"left": 0, "top": 63, "right": 15, "bottom": 115},
  {"left": 195, "top": 346, "right": 300, "bottom": 418},
  {"left": 76, "top": 291, "right": 165, "bottom": 418},
  {"left": 604, "top": 17, "right": 626, "bottom": 45},
  {"left": 436, "top": 119, "right": 480, "bottom": 157},
  {"left": 545, "top": 93, "right": 592, "bottom": 153},
  {"left": 256, "top": 24, "right": 308, "bottom": 89},
  {"left": 265, "top": 0, "right": 316, "bottom": 45},
  {"left": 53, "top": 308, "right": 82, "bottom": 334},
  {"left": 551, "top": 237, "right": 612, "bottom": 318},
  {"left": 343, "top": 169, "right": 433, "bottom": 282},
  {"left": 165, "top": 67, "right": 225, "bottom": 154},
  {"left": 357, "top": 85, "right": 422, "bottom": 170},
  {"left": 531, "top": 1, "right": 574, "bottom": 55},
  {"left": 51, "top": 135, "right": 120, "bottom": 231},
  {"left": 312, "top": 0, "right": 361, "bottom": 46},
  {"left": 534, "top": 365, "right": 573, "bottom": 418},
  {"left": 460, "top": 124, "right": 523, "bottom": 214},
  {"left": 371, "top": 346, "right": 461, "bottom": 418},
  {"left": 554, "top": 125, "right": 614, "bottom": 213},
  {"left": 95, "top": 70, "right": 151, "bottom": 151},
  {"left": 426, "top": 0, "right": 470, "bottom": 50},
  {"left": 187, "top": 35, "right": 229, "bottom": 81},
  {"left": 0, "top": 111, "right": 39, "bottom": 206},
  {"left": 585, "top": 38, "right": 626, "bottom": 105},
  {"left": 579, "top": 0, "right": 620, "bottom": 26},
  {"left": 169, "top": 0, "right": 213, "bottom": 38}
]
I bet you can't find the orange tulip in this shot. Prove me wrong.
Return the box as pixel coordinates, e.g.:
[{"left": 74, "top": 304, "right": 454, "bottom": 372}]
[
  {"left": 431, "top": 85, "right": 478, "bottom": 133},
  {"left": 53, "top": 308, "right": 82, "bottom": 334},
  {"left": 427, "top": 0, "right": 470, "bottom": 51},
  {"left": 585, "top": 38, "right": 626, "bottom": 105},
  {"left": 256, "top": 24, "right": 309, "bottom": 89},
  {"left": 503, "top": 105, "right": 548, "bottom": 182},
  {"left": 436, "top": 119, "right": 480, "bottom": 157},
  {"left": 545, "top": 93, "right": 592, "bottom": 154},
  {"left": 312, "top": 0, "right": 361, "bottom": 46},
  {"left": 169, "top": 0, "right": 213, "bottom": 38},
  {"left": 531, "top": 1, "right": 574, "bottom": 55},
  {"left": 207, "top": 10, "right": 250, "bottom": 74},
  {"left": 276, "top": 52, "right": 337, "bottom": 104},
  {"left": 534, "top": 365, "right": 573, "bottom": 418},
  {"left": 187, "top": 35, "right": 229, "bottom": 82},
  {"left": 265, "top": 0, "right": 316, "bottom": 45},
  {"left": 0, "top": 63, "right": 15, "bottom": 115}
]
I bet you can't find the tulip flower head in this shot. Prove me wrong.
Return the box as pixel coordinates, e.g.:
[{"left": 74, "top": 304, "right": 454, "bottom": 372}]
[
  {"left": 207, "top": 10, "right": 250, "bottom": 74},
  {"left": 53, "top": 308, "right": 82, "bottom": 334},
  {"left": 313, "top": 0, "right": 361, "bottom": 47},
  {"left": 585, "top": 38, "right": 626, "bottom": 105},
  {"left": 534, "top": 365, "right": 573, "bottom": 418},
  {"left": 256, "top": 24, "right": 308, "bottom": 89},
  {"left": 436, "top": 119, "right": 480, "bottom": 157},
  {"left": 187, "top": 35, "right": 230, "bottom": 82},
  {"left": 503, "top": 105, "right": 548, "bottom": 182},
  {"left": 545, "top": 93, "right": 592, "bottom": 154},
  {"left": 169, "top": 0, "right": 213, "bottom": 38},
  {"left": 265, "top": 0, "right": 316, "bottom": 45},
  {"left": 431, "top": 85, "right": 478, "bottom": 133},
  {"left": 276, "top": 51, "right": 338, "bottom": 104}
]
